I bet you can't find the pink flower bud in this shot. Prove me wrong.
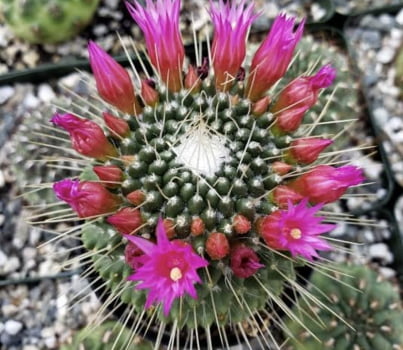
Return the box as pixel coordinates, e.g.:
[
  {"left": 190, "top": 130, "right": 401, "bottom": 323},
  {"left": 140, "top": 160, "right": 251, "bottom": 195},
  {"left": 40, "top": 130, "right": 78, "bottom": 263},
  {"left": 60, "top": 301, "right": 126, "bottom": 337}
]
[
  {"left": 93, "top": 165, "right": 123, "bottom": 188},
  {"left": 271, "top": 64, "right": 336, "bottom": 133},
  {"left": 88, "top": 41, "right": 141, "bottom": 115},
  {"left": 141, "top": 80, "right": 159, "bottom": 107},
  {"left": 209, "top": 0, "right": 257, "bottom": 91},
  {"left": 272, "top": 161, "right": 293, "bottom": 175},
  {"left": 126, "top": 190, "right": 146, "bottom": 206},
  {"left": 190, "top": 217, "right": 205, "bottom": 236},
  {"left": 289, "top": 137, "right": 333, "bottom": 164},
  {"left": 107, "top": 207, "right": 143, "bottom": 235},
  {"left": 272, "top": 185, "right": 304, "bottom": 208},
  {"left": 206, "top": 232, "right": 229, "bottom": 260},
  {"left": 126, "top": 0, "right": 185, "bottom": 92},
  {"left": 252, "top": 96, "right": 271, "bottom": 116},
  {"left": 233, "top": 214, "right": 251, "bottom": 234},
  {"left": 184, "top": 65, "right": 201, "bottom": 93},
  {"left": 53, "top": 179, "right": 122, "bottom": 218},
  {"left": 230, "top": 245, "right": 263, "bottom": 278},
  {"left": 246, "top": 14, "right": 305, "bottom": 101},
  {"left": 103, "top": 112, "right": 130, "bottom": 138},
  {"left": 290, "top": 165, "right": 365, "bottom": 204},
  {"left": 51, "top": 113, "right": 117, "bottom": 160}
]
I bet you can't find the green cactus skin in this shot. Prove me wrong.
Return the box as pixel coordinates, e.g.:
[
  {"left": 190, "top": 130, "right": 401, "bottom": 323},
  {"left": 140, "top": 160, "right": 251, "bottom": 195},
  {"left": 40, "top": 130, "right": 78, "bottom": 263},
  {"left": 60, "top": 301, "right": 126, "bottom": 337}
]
[
  {"left": 60, "top": 321, "right": 153, "bottom": 350},
  {"left": 0, "top": 0, "right": 100, "bottom": 44},
  {"left": 285, "top": 264, "right": 403, "bottom": 350}
]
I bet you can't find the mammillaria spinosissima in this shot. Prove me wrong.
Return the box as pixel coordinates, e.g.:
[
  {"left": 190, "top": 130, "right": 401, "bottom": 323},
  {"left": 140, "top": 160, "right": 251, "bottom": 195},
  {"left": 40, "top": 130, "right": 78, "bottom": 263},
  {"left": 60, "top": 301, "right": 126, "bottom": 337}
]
[{"left": 30, "top": 0, "right": 371, "bottom": 347}]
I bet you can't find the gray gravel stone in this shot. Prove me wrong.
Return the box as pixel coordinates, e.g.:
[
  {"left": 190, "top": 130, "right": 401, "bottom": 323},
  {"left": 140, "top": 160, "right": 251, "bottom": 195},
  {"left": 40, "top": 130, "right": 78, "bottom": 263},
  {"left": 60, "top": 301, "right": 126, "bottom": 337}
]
[{"left": 4, "top": 320, "right": 23, "bottom": 335}]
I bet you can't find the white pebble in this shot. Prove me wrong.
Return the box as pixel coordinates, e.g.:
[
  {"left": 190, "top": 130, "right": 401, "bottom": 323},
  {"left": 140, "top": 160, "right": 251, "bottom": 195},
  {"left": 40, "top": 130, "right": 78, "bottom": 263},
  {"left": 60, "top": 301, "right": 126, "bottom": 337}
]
[
  {"left": 369, "top": 243, "right": 393, "bottom": 263},
  {"left": 0, "top": 86, "right": 15, "bottom": 104},
  {"left": 5, "top": 320, "right": 23, "bottom": 335},
  {"left": 376, "top": 46, "right": 395, "bottom": 64}
]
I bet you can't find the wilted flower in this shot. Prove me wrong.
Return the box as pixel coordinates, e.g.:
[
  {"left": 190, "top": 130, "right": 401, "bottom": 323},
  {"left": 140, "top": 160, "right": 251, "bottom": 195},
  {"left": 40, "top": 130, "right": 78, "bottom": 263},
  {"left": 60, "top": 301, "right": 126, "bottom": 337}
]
[
  {"left": 51, "top": 113, "right": 117, "bottom": 160},
  {"left": 230, "top": 245, "right": 264, "bottom": 278},
  {"left": 53, "top": 179, "right": 121, "bottom": 218},
  {"left": 290, "top": 165, "right": 364, "bottom": 204},
  {"left": 126, "top": 219, "right": 208, "bottom": 316},
  {"left": 271, "top": 64, "right": 336, "bottom": 133}
]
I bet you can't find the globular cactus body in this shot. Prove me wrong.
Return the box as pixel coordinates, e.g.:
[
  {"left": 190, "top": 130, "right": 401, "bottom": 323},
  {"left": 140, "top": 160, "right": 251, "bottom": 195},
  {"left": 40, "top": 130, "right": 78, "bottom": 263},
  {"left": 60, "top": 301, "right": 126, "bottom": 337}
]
[
  {"left": 286, "top": 265, "right": 403, "bottom": 350},
  {"left": 61, "top": 321, "right": 153, "bottom": 350},
  {"left": 0, "top": 0, "right": 100, "bottom": 44}
]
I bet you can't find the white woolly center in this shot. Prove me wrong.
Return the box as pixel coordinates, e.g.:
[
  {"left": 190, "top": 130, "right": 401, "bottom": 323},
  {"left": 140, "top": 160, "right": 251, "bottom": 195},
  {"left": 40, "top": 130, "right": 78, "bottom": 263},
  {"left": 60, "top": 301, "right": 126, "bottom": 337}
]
[
  {"left": 173, "top": 123, "right": 230, "bottom": 177},
  {"left": 170, "top": 267, "right": 182, "bottom": 281}
]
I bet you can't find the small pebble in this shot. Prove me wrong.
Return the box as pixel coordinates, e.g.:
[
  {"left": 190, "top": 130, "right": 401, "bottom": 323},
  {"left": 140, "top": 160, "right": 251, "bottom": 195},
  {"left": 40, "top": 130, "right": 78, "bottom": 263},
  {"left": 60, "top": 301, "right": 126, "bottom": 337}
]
[{"left": 5, "top": 320, "right": 23, "bottom": 335}]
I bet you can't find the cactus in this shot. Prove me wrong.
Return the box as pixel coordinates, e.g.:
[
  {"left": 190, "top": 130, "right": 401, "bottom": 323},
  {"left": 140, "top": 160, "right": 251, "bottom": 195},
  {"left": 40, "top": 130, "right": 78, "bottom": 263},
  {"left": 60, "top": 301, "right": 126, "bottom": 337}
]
[
  {"left": 60, "top": 321, "right": 153, "bottom": 350},
  {"left": 9, "top": 96, "right": 82, "bottom": 205},
  {"left": 0, "top": 0, "right": 100, "bottom": 44},
  {"left": 285, "top": 264, "right": 403, "bottom": 350},
  {"left": 35, "top": 1, "right": 368, "bottom": 347}
]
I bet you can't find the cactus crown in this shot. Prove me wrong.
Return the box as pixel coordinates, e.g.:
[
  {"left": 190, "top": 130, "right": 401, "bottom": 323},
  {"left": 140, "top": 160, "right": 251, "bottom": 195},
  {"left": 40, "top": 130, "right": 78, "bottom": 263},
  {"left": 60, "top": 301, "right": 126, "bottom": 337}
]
[
  {"left": 28, "top": 0, "right": 368, "bottom": 348},
  {"left": 286, "top": 264, "right": 403, "bottom": 350}
]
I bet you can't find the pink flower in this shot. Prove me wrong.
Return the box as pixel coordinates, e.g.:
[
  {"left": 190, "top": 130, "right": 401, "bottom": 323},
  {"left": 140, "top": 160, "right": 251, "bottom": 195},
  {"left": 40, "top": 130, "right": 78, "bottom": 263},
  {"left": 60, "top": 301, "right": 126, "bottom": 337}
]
[
  {"left": 125, "top": 241, "right": 146, "bottom": 270},
  {"left": 88, "top": 41, "right": 141, "bottom": 115},
  {"left": 126, "top": 219, "right": 208, "bottom": 316},
  {"left": 126, "top": 0, "right": 184, "bottom": 92},
  {"left": 289, "top": 137, "right": 333, "bottom": 164},
  {"left": 246, "top": 14, "right": 305, "bottom": 101},
  {"left": 107, "top": 207, "right": 143, "bottom": 235},
  {"left": 53, "top": 179, "right": 122, "bottom": 218},
  {"left": 290, "top": 165, "right": 364, "bottom": 204},
  {"left": 103, "top": 112, "right": 130, "bottom": 138},
  {"left": 271, "top": 64, "right": 336, "bottom": 133},
  {"left": 261, "top": 199, "right": 334, "bottom": 261},
  {"left": 230, "top": 245, "right": 264, "bottom": 278},
  {"left": 51, "top": 113, "right": 117, "bottom": 160},
  {"left": 209, "top": 0, "right": 257, "bottom": 90}
]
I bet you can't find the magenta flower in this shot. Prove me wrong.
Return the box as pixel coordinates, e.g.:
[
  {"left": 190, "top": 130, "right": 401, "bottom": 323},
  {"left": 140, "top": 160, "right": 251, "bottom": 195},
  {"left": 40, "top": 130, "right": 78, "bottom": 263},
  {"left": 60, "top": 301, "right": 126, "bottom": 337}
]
[
  {"left": 290, "top": 165, "right": 365, "bottom": 204},
  {"left": 126, "top": 0, "right": 184, "bottom": 92},
  {"left": 88, "top": 41, "right": 141, "bottom": 115},
  {"left": 261, "top": 199, "right": 335, "bottom": 261},
  {"left": 209, "top": 0, "right": 257, "bottom": 91},
  {"left": 125, "top": 219, "right": 208, "bottom": 316},
  {"left": 230, "top": 245, "right": 264, "bottom": 278},
  {"left": 51, "top": 113, "right": 117, "bottom": 160},
  {"left": 53, "top": 179, "right": 122, "bottom": 218},
  {"left": 289, "top": 137, "right": 333, "bottom": 164},
  {"left": 246, "top": 14, "right": 305, "bottom": 101},
  {"left": 271, "top": 64, "right": 336, "bottom": 133}
]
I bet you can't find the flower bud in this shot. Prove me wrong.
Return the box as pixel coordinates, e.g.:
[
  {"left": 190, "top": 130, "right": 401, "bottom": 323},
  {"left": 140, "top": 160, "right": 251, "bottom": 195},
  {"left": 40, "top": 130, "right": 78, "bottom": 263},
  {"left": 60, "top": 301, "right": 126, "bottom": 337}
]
[
  {"left": 103, "top": 112, "right": 130, "bottom": 138},
  {"left": 271, "top": 64, "right": 336, "bottom": 133},
  {"left": 141, "top": 79, "right": 159, "bottom": 107},
  {"left": 93, "top": 165, "right": 123, "bottom": 188},
  {"left": 290, "top": 165, "right": 364, "bottom": 204},
  {"left": 162, "top": 218, "right": 176, "bottom": 239},
  {"left": 233, "top": 214, "right": 251, "bottom": 235},
  {"left": 230, "top": 245, "right": 263, "bottom": 278},
  {"left": 252, "top": 96, "right": 271, "bottom": 116},
  {"left": 246, "top": 14, "right": 305, "bottom": 101},
  {"left": 272, "top": 161, "right": 293, "bottom": 175},
  {"left": 126, "top": 190, "right": 146, "bottom": 206},
  {"left": 53, "top": 179, "right": 121, "bottom": 218},
  {"left": 107, "top": 207, "right": 143, "bottom": 235},
  {"left": 51, "top": 113, "right": 117, "bottom": 160},
  {"left": 88, "top": 41, "right": 141, "bottom": 115},
  {"left": 272, "top": 185, "right": 304, "bottom": 208},
  {"left": 206, "top": 232, "right": 229, "bottom": 260},
  {"left": 190, "top": 217, "right": 205, "bottom": 236},
  {"left": 288, "top": 137, "right": 333, "bottom": 164},
  {"left": 184, "top": 65, "right": 201, "bottom": 93}
]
